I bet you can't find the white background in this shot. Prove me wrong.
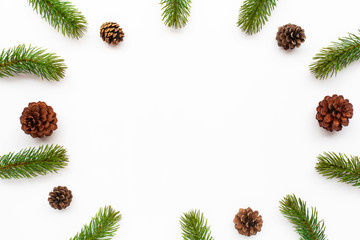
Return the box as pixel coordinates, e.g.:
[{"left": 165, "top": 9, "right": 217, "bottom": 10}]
[{"left": 0, "top": 0, "right": 360, "bottom": 239}]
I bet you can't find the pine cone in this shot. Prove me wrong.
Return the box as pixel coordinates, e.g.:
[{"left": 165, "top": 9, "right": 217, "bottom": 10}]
[
  {"left": 48, "top": 186, "right": 73, "bottom": 210},
  {"left": 20, "top": 101, "right": 58, "bottom": 138},
  {"left": 276, "top": 23, "right": 306, "bottom": 50},
  {"left": 234, "top": 207, "right": 263, "bottom": 237},
  {"left": 316, "top": 94, "right": 353, "bottom": 132},
  {"left": 100, "top": 22, "right": 125, "bottom": 45}
]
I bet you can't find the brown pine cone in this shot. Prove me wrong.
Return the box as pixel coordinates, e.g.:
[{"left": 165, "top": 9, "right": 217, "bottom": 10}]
[
  {"left": 316, "top": 94, "right": 353, "bottom": 132},
  {"left": 20, "top": 101, "right": 58, "bottom": 138},
  {"left": 276, "top": 23, "right": 306, "bottom": 50},
  {"left": 234, "top": 207, "right": 263, "bottom": 237},
  {"left": 100, "top": 22, "right": 125, "bottom": 45},
  {"left": 48, "top": 186, "right": 73, "bottom": 210}
]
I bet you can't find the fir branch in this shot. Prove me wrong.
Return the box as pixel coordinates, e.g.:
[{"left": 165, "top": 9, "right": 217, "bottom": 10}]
[
  {"left": 0, "top": 144, "right": 68, "bottom": 179},
  {"left": 180, "top": 209, "right": 214, "bottom": 240},
  {"left": 310, "top": 31, "right": 360, "bottom": 79},
  {"left": 160, "top": 0, "right": 191, "bottom": 28},
  {"left": 316, "top": 152, "right": 360, "bottom": 187},
  {"left": 28, "top": 0, "right": 87, "bottom": 39},
  {"left": 0, "top": 44, "right": 66, "bottom": 81},
  {"left": 237, "top": 0, "right": 278, "bottom": 35},
  {"left": 280, "top": 194, "right": 327, "bottom": 240},
  {"left": 69, "top": 206, "right": 122, "bottom": 240}
]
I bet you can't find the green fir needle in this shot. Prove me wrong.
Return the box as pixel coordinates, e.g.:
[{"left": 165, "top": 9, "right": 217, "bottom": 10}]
[
  {"left": 0, "top": 44, "right": 66, "bottom": 81},
  {"left": 237, "top": 0, "right": 278, "bottom": 35},
  {"left": 310, "top": 31, "right": 360, "bottom": 79},
  {"left": 28, "top": 0, "right": 87, "bottom": 39},
  {"left": 160, "top": 0, "right": 191, "bottom": 28},
  {"left": 0, "top": 144, "right": 68, "bottom": 179},
  {"left": 316, "top": 152, "right": 360, "bottom": 187},
  {"left": 69, "top": 206, "right": 122, "bottom": 240},
  {"left": 180, "top": 209, "right": 214, "bottom": 240},
  {"left": 280, "top": 194, "right": 327, "bottom": 240}
]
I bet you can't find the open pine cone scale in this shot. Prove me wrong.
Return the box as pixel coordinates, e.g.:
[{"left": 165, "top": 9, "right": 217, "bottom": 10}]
[
  {"left": 48, "top": 186, "right": 73, "bottom": 210},
  {"left": 234, "top": 207, "right": 263, "bottom": 236},
  {"left": 276, "top": 23, "right": 306, "bottom": 50},
  {"left": 20, "top": 101, "right": 58, "bottom": 138},
  {"left": 316, "top": 95, "right": 353, "bottom": 132},
  {"left": 100, "top": 22, "right": 125, "bottom": 45}
]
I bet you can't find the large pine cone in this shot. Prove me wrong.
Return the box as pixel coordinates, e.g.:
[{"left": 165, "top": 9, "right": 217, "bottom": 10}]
[
  {"left": 276, "top": 23, "right": 306, "bottom": 50},
  {"left": 20, "top": 101, "right": 58, "bottom": 138},
  {"left": 234, "top": 207, "right": 263, "bottom": 236},
  {"left": 48, "top": 186, "right": 73, "bottom": 210},
  {"left": 100, "top": 22, "right": 125, "bottom": 45},
  {"left": 316, "top": 94, "right": 353, "bottom": 132}
]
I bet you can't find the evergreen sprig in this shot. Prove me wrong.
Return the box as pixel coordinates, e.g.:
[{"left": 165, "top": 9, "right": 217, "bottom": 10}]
[
  {"left": 316, "top": 152, "right": 360, "bottom": 187},
  {"left": 0, "top": 44, "right": 66, "bottom": 81},
  {"left": 69, "top": 206, "right": 122, "bottom": 240},
  {"left": 237, "top": 0, "right": 278, "bottom": 35},
  {"left": 310, "top": 31, "right": 360, "bottom": 79},
  {"left": 160, "top": 0, "right": 191, "bottom": 28},
  {"left": 180, "top": 209, "right": 214, "bottom": 240},
  {"left": 280, "top": 194, "right": 327, "bottom": 240},
  {"left": 0, "top": 144, "right": 68, "bottom": 179},
  {"left": 28, "top": 0, "right": 87, "bottom": 39}
]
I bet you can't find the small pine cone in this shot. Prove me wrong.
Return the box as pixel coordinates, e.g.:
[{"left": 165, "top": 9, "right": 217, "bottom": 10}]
[
  {"left": 316, "top": 94, "right": 353, "bottom": 132},
  {"left": 100, "top": 22, "right": 125, "bottom": 45},
  {"left": 234, "top": 207, "right": 263, "bottom": 237},
  {"left": 48, "top": 186, "right": 73, "bottom": 210},
  {"left": 276, "top": 23, "right": 306, "bottom": 50},
  {"left": 20, "top": 101, "right": 58, "bottom": 138}
]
